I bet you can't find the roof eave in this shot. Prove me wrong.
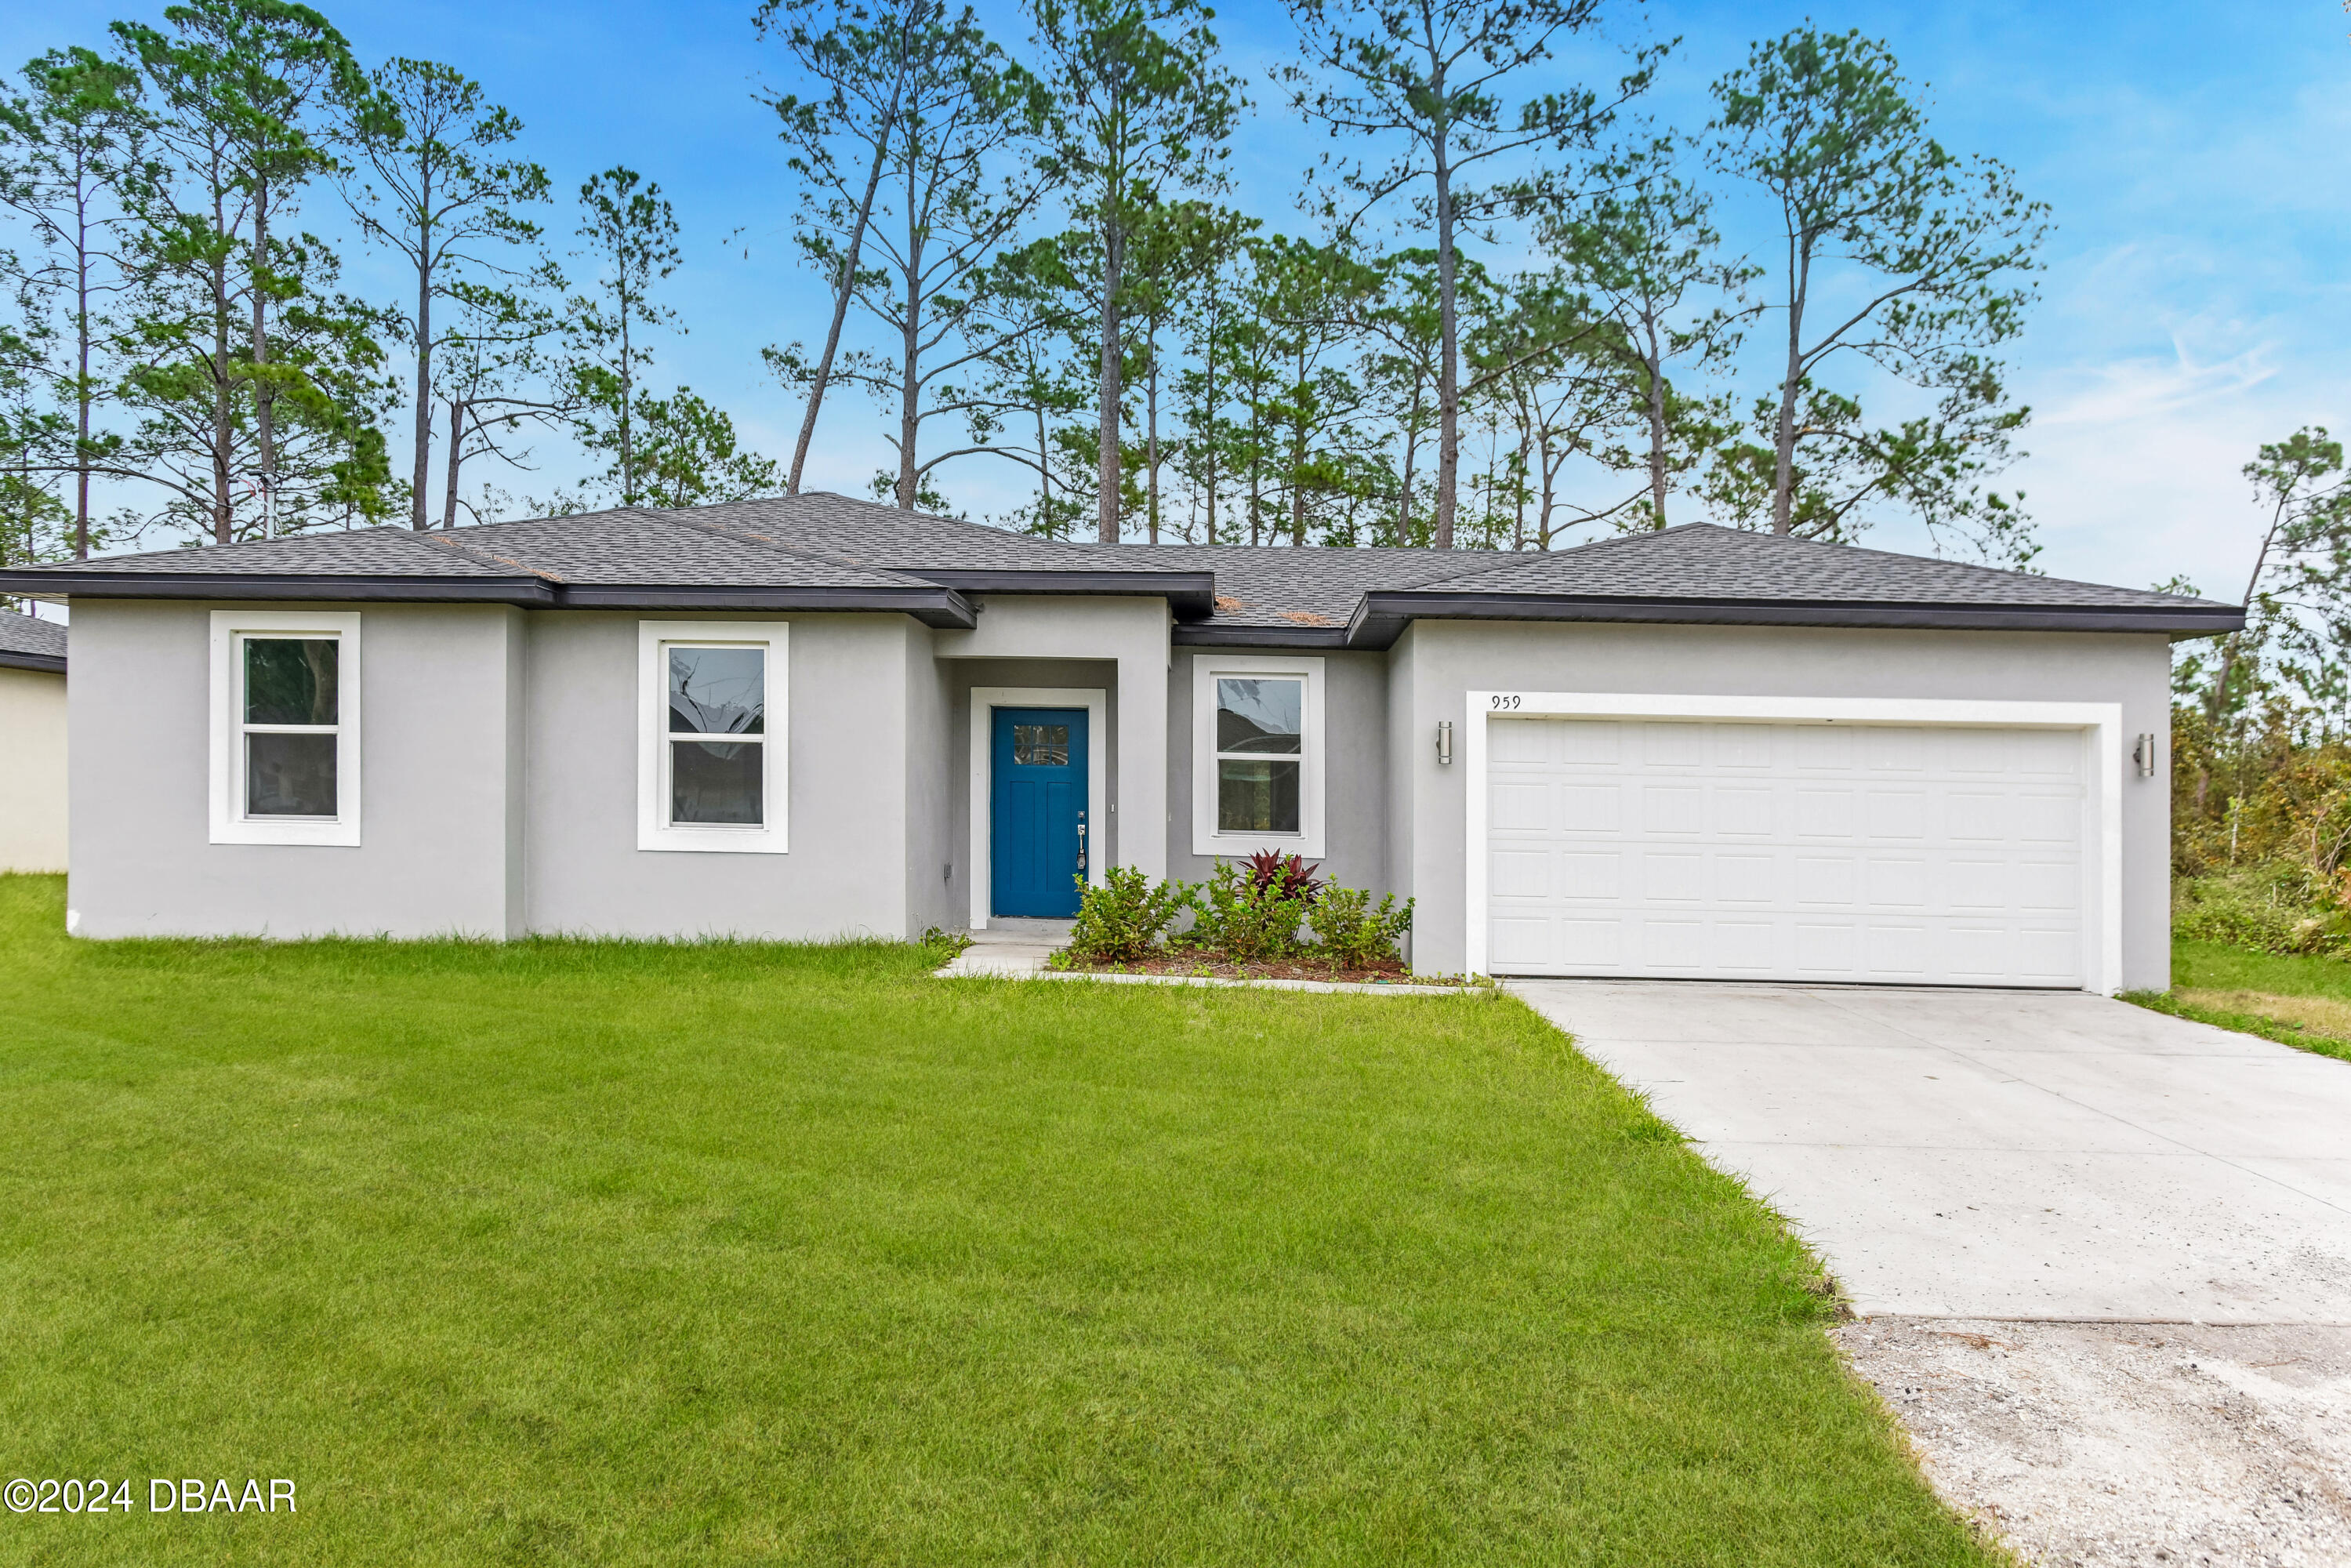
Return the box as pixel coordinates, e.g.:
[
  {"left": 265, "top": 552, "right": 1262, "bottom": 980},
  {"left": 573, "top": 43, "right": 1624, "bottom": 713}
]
[
  {"left": 907, "top": 568, "right": 1216, "bottom": 620},
  {"left": 0, "top": 570, "right": 557, "bottom": 605},
  {"left": 0, "top": 648, "right": 66, "bottom": 673},
  {"left": 555, "top": 583, "right": 975, "bottom": 628},
  {"left": 0, "top": 572, "right": 978, "bottom": 629},
  {"left": 1170, "top": 622, "right": 1351, "bottom": 648},
  {"left": 1344, "top": 591, "right": 2247, "bottom": 648}
]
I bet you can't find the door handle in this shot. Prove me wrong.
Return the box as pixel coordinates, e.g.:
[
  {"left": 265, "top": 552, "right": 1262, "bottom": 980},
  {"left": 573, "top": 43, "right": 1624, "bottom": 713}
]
[{"left": 1077, "top": 815, "right": 1087, "bottom": 873}]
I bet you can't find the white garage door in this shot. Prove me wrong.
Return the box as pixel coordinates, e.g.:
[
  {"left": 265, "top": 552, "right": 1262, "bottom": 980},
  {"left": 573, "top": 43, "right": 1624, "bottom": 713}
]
[{"left": 1486, "top": 717, "right": 2088, "bottom": 986}]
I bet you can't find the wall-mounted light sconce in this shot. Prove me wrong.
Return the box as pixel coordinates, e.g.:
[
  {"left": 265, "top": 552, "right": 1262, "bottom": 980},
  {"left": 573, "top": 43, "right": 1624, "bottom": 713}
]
[
  {"left": 2133, "top": 733, "right": 2158, "bottom": 778},
  {"left": 1436, "top": 720, "right": 1453, "bottom": 765}
]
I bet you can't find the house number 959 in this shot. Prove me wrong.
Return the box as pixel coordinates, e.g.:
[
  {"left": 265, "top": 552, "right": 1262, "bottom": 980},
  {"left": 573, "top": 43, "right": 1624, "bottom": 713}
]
[{"left": 1489, "top": 695, "right": 1522, "bottom": 710}]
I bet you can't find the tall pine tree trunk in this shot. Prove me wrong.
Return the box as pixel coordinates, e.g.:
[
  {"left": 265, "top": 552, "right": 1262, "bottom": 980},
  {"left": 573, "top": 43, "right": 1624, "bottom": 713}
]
[
  {"left": 1095, "top": 208, "right": 1126, "bottom": 545},
  {"left": 73, "top": 153, "right": 93, "bottom": 558},
  {"left": 894, "top": 212, "right": 923, "bottom": 509},
  {"left": 252, "top": 174, "right": 275, "bottom": 529},
  {"left": 410, "top": 171, "right": 435, "bottom": 529},
  {"left": 789, "top": 60, "right": 904, "bottom": 495},
  {"left": 1642, "top": 312, "right": 1669, "bottom": 527},
  {"left": 1145, "top": 311, "right": 1161, "bottom": 544},
  {"left": 1770, "top": 251, "right": 1809, "bottom": 535},
  {"left": 441, "top": 397, "right": 466, "bottom": 527},
  {"left": 1432, "top": 136, "right": 1459, "bottom": 550}
]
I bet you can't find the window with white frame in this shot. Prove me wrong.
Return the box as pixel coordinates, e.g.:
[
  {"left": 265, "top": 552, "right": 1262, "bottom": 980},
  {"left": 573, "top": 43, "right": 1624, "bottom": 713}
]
[
  {"left": 637, "top": 621, "right": 789, "bottom": 852},
  {"left": 1191, "top": 653, "right": 1325, "bottom": 857},
  {"left": 209, "top": 610, "right": 362, "bottom": 846}
]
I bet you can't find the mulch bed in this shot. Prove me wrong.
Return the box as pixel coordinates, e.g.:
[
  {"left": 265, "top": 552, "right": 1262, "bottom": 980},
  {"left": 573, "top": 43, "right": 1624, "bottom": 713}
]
[{"left": 1050, "top": 953, "right": 1476, "bottom": 986}]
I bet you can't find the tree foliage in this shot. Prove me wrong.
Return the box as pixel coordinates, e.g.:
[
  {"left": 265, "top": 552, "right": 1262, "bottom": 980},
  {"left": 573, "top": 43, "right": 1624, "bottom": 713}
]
[{"left": 1706, "top": 27, "right": 2046, "bottom": 564}]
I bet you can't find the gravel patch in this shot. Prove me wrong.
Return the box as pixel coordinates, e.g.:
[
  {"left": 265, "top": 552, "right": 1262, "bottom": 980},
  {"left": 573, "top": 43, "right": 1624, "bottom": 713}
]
[{"left": 1835, "top": 1317, "right": 2351, "bottom": 1566}]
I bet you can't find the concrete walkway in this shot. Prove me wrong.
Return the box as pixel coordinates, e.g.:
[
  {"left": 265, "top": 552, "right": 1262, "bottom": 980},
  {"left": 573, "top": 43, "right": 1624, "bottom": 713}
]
[
  {"left": 1507, "top": 980, "right": 2351, "bottom": 1323},
  {"left": 935, "top": 919, "right": 1068, "bottom": 978}
]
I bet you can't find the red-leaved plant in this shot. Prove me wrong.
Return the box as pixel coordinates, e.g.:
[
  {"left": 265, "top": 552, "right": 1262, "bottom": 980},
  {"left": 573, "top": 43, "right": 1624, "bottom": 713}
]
[{"left": 1244, "top": 851, "right": 1322, "bottom": 903}]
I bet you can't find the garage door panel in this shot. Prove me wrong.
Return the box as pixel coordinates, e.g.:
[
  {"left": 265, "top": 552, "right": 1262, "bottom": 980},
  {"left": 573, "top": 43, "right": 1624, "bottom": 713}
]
[
  {"left": 1947, "top": 927, "right": 2012, "bottom": 976},
  {"left": 1714, "top": 853, "right": 1776, "bottom": 903},
  {"left": 1558, "top": 783, "right": 1620, "bottom": 833},
  {"left": 1867, "top": 924, "right": 1931, "bottom": 975},
  {"left": 1796, "top": 855, "right": 1857, "bottom": 905},
  {"left": 1948, "top": 859, "right": 2009, "bottom": 909},
  {"left": 2016, "top": 793, "right": 2082, "bottom": 841},
  {"left": 1712, "top": 785, "right": 1774, "bottom": 835},
  {"left": 1713, "top": 921, "right": 1775, "bottom": 969},
  {"left": 1558, "top": 721, "right": 1620, "bottom": 765},
  {"left": 1642, "top": 724, "right": 1704, "bottom": 767},
  {"left": 1714, "top": 726, "right": 1774, "bottom": 769},
  {"left": 1491, "top": 780, "right": 1550, "bottom": 832},
  {"left": 1795, "top": 787, "right": 1859, "bottom": 837},
  {"left": 1559, "top": 851, "right": 1620, "bottom": 898},
  {"left": 1643, "top": 851, "right": 1706, "bottom": 902},
  {"left": 2017, "top": 861, "right": 2080, "bottom": 910},
  {"left": 1491, "top": 848, "right": 1551, "bottom": 898},
  {"left": 1643, "top": 784, "right": 1703, "bottom": 833},
  {"left": 1866, "top": 858, "right": 1929, "bottom": 908},
  {"left": 1866, "top": 789, "right": 1929, "bottom": 839},
  {"left": 1486, "top": 717, "right": 2088, "bottom": 987},
  {"left": 1794, "top": 922, "right": 1859, "bottom": 973},
  {"left": 1866, "top": 728, "right": 1928, "bottom": 771},
  {"left": 1491, "top": 717, "right": 1554, "bottom": 764}
]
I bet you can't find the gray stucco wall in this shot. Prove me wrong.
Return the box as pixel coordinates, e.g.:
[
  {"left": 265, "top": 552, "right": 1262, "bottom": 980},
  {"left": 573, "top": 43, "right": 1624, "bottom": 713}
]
[
  {"left": 1390, "top": 619, "right": 2175, "bottom": 989},
  {"left": 935, "top": 595, "right": 1170, "bottom": 882},
  {"left": 524, "top": 610, "right": 919, "bottom": 940},
  {"left": 903, "top": 626, "right": 957, "bottom": 938},
  {"left": 1166, "top": 648, "right": 1394, "bottom": 898},
  {"left": 67, "top": 599, "right": 525, "bottom": 938}
]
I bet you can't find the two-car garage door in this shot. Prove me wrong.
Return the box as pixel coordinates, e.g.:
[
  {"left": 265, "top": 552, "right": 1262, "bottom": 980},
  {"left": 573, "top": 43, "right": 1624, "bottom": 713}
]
[{"left": 1486, "top": 717, "right": 2089, "bottom": 987}]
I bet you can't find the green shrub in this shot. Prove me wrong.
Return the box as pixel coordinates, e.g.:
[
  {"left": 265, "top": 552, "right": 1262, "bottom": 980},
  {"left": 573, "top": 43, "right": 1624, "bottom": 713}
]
[
  {"left": 2173, "top": 867, "right": 2351, "bottom": 957},
  {"left": 1305, "top": 884, "right": 1414, "bottom": 967},
  {"left": 1187, "top": 860, "right": 1311, "bottom": 963},
  {"left": 1067, "top": 866, "right": 1195, "bottom": 963}
]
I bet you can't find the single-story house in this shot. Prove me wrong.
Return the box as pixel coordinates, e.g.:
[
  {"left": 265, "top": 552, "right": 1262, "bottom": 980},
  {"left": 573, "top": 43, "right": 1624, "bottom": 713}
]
[
  {"left": 0, "top": 495, "right": 2239, "bottom": 989},
  {"left": 0, "top": 607, "right": 69, "bottom": 873}
]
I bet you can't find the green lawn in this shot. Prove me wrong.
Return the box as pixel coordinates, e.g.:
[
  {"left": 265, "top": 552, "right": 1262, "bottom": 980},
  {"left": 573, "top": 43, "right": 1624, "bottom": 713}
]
[
  {"left": 0, "top": 873, "right": 1990, "bottom": 1566},
  {"left": 2124, "top": 938, "right": 2351, "bottom": 1064}
]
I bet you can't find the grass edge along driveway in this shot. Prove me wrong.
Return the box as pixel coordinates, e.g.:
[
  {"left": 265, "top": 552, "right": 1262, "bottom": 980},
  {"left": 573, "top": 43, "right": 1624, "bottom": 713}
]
[
  {"left": 2124, "top": 938, "right": 2351, "bottom": 1065},
  {"left": 0, "top": 874, "right": 1997, "bottom": 1566}
]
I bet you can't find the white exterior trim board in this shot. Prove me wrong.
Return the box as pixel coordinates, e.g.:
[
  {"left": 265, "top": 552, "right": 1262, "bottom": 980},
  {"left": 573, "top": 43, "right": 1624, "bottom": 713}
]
[
  {"left": 636, "top": 619, "right": 790, "bottom": 855},
  {"left": 208, "top": 608, "right": 363, "bottom": 848},
  {"left": 1189, "top": 652, "right": 1327, "bottom": 859}
]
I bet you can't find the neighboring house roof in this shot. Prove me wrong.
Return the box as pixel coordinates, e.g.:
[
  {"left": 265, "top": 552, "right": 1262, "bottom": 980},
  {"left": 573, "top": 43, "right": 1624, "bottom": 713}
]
[
  {"left": 0, "top": 607, "right": 67, "bottom": 673},
  {"left": 0, "top": 494, "right": 2243, "bottom": 647}
]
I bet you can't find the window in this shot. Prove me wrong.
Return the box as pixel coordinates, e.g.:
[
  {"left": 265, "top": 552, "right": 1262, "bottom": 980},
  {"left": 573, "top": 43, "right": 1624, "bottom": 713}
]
[
  {"left": 1013, "top": 724, "right": 1068, "bottom": 766},
  {"left": 1215, "top": 677, "right": 1301, "bottom": 833},
  {"left": 1191, "top": 654, "right": 1324, "bottom": 857},
  {"left": 209, "top": 610, "right": 362, "bottom": 847},
  {"left": 638, "top": 621, "right": 788, "bottom": 852}
]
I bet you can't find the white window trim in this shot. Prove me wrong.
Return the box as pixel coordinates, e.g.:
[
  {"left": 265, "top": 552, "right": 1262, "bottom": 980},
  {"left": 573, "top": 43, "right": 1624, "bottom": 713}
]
[
  {"left": 637, "top": 620, "right": 789, "bottom": 855},
  {"left": 1190, "top": 653, "right": 1325, "bottom": 858},
  {"left": 209, "top": 609, "right": 362, "bottom": 848},
  {"left": 1460, "top": 691, "right": 2125, "bottom": 996},
  {"left": 968, "top": 685, "right": 1107, "bottom": 931}
]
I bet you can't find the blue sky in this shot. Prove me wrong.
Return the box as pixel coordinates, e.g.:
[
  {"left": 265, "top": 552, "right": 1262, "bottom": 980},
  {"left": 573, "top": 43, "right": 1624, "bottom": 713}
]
[{"left": 5, "top": 0, "right": 2346, "bottom": 598}]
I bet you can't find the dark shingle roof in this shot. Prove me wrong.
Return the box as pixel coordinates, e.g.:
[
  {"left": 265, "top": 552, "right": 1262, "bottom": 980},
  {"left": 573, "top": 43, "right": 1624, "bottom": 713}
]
[
  {"left": 1423, "top": 524, "right": 2220, "bottom": 610},
  {"left": 0, "top": 497, "right": 2240, "bottom": 644},
  {"left": 0, "top": 607, "right": 67, "bottom": 671},
  {"left": 49, "top": 526, "right": 521, "bottom": 577}
]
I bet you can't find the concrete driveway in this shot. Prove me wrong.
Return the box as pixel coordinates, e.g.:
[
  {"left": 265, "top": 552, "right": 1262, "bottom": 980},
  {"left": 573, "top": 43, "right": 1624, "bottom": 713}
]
[{"left": 1507, "top": 980, "right": 2351, "bottom": 1323}]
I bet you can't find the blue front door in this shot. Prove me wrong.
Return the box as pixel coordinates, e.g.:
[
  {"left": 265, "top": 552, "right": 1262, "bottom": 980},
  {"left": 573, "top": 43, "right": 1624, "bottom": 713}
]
[{"left": 991, "top": 706, "right": 1089, "bottom": 917}]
